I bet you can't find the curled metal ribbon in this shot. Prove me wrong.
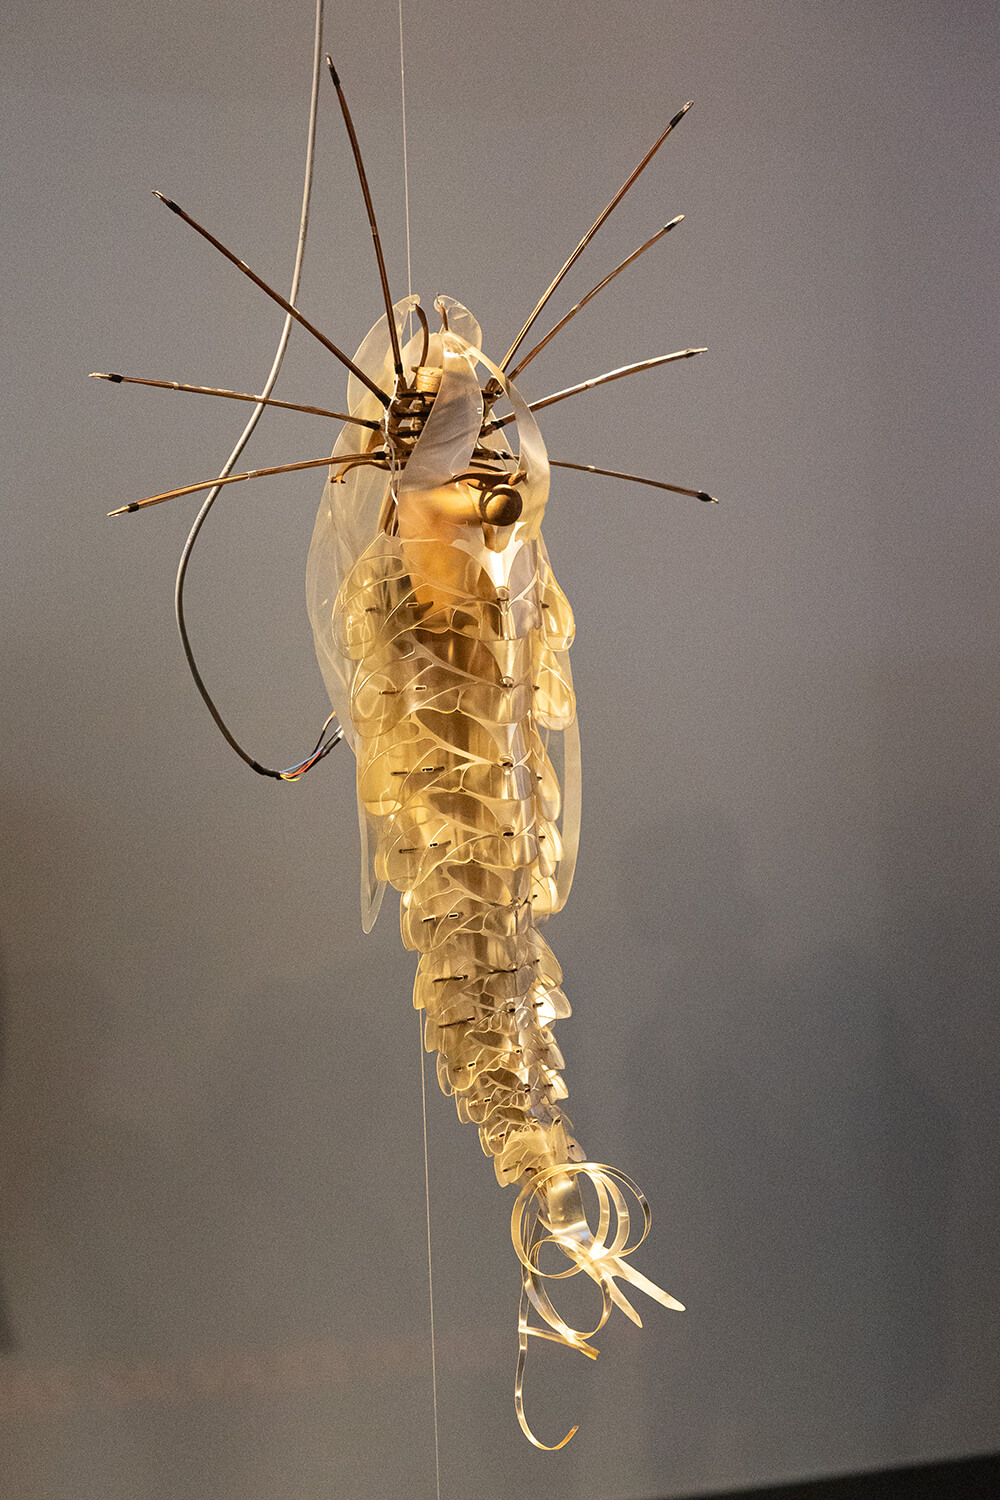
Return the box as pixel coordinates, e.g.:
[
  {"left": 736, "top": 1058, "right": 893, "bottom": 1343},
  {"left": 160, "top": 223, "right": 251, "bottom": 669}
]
[{"left": 511, "top": 1162, "right": 685, "bottom": 1449}]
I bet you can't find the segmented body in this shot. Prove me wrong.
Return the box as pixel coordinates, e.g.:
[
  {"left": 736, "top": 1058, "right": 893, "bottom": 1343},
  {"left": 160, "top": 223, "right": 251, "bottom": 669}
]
[
  {"left": 310, "top": 297, "right": 581, "bottom": 1169},
  {"left": 308, "top": 295, "right": 681, "bottom": 1448},
  {"left": 340, "top": 522, "right": 583, "bottom": 1184}
]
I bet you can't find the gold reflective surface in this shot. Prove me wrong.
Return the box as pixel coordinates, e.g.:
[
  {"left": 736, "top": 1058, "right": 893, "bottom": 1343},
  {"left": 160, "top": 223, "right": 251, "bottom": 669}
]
[{"left": 310, "top": 297, "right": 682, "bottom": 1447}]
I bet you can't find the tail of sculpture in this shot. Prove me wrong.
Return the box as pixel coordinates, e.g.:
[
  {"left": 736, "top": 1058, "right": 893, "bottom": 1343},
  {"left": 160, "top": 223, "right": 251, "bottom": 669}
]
[
  {"left": 335, "top": 528, "right": 683, "bottom": 1446},
  {"left": 412, "top": 915, "right": 684, "bottom": 1448},
  {"left": 510, "top": 1162, "right": 685, "bottom": 1448}
]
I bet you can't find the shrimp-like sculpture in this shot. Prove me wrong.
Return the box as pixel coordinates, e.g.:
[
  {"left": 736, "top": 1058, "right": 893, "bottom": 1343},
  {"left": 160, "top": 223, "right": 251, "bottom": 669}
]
[
  {"left": 95, "top": 21, "right": 715, "bottom": 1448},
  {"left": 307, "top": 296, "right": 684, "bottom": 1447}
]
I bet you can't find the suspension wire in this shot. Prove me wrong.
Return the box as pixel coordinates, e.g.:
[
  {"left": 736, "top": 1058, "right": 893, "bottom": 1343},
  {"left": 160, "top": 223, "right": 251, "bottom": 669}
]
[
  {"left": 398, "top": 0, "right": 414, "bottom": 327},
  {"left": 173, "top": 0, "right": 342, "bottom": 780},
  {"left": 399, "top": 15, "right": 440, "bottom": 1494},
  {"left": 418, "top": 1011, "right": 443, "bottom": 1500}
]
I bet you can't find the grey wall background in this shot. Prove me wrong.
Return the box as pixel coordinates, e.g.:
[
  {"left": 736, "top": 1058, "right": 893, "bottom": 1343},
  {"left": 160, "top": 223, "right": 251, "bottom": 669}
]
[{"left": 1, "top": 1, "right": 997, "bottom": 1497}]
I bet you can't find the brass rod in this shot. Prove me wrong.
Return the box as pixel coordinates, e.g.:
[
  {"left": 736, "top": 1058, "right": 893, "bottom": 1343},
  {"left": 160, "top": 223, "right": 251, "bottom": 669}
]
[
  {"left": 499, "top": 101, "right": 693, "bottom": 371},
  {"left": 549, "top": 459, "right": 717, "bottom": 502},
  {"left": 152, "top": 191, "right": 391, "bottom": 407},
  {"left": 326, "top": 57, "right": 404, "bottom": 381},
  {"left": 108, "top": 451, "right": 379, "bottom": 515},
  {"left": 89, "top": 372, "right": 381, "bottom": 429},
  {"left": 507, "top": 217, "right": 683, "bottom": 382},
  {"left": 484, "top": 347, "right": 707, "bottom": 432}
]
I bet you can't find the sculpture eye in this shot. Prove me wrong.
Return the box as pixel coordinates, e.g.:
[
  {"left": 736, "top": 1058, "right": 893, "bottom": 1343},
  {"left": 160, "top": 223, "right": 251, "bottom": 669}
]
[{"left": 477, "top": 485, "right": 523, "bottom": 527}]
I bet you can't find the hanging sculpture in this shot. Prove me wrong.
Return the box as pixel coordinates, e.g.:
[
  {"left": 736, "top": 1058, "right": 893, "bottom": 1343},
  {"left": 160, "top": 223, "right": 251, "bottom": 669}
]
[{"left": 93, "top": 10, "right": 715, "bottom": 1450}]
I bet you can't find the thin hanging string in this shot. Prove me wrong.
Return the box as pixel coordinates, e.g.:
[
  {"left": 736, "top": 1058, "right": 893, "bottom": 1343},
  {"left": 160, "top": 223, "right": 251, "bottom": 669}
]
[
  {"left": 399, "top": 7, "right": 438, "bottom": 1493},
  {"left": 398, "top": 0, "right": 414, "bottom": 326},
  {"left": 418, "top": 1013, "right": 443, "bottom": 1500}
]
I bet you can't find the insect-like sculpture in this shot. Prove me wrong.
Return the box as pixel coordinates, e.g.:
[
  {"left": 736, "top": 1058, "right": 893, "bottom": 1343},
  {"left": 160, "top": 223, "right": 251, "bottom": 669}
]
[{"left": 94, "top": 12, "right": 715, "bottom": 1450}]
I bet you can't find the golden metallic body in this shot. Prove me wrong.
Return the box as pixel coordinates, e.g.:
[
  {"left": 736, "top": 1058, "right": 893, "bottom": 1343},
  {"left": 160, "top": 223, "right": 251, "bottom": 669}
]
[
  {"left": 308, "top": 297, "right": 683, "bottom": 1448},
  {"left": 341, "top": 516, "right": 580, "bottom": 1187}
]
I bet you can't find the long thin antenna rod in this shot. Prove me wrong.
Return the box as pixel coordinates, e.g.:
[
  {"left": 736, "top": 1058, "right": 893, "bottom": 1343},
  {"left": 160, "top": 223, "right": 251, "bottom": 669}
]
[
  {"left": 152, "top": 191, "right": 391, "bottom": 407},
  {"left": 326, "top": 56, "right": 404, "bottom": 381},
  {"left": 89, "top": 372, "right": 380, "bottom": 428},
  {"left": 550, "top": 458, "right": 717, "bottom": 502},
  {"left": 485, "top": 347, "right": 706, "bottom": 432},
  {"left": 109, "top": 451, "right": 380, "bottom": 515},
  {"left": 500, "top": 101, "right": 693, "bottom": 371},
  {"left": 507, "top": 217, "right": 683, "bottom": 383}
]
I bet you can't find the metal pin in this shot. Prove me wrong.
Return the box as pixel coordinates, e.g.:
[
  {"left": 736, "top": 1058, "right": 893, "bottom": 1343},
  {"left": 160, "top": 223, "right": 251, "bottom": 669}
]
[
  {"left": 500, "top": 101, "right": 694, "bottom": 370},
  {"left": 107, "top": 451, "right": 376, "bottom": 515},
  {"left": 484, "top": 348, "right": 707, "bottom": 434},
  {"left": 89, "top": 371, "right": 379, "bottom": 429},
  {"left": 325, "top": 57, "right": 404, "bottom": 380},
  {"left": 151, "top": 191, "right": 391, "bottom": 406},
  {"left": 550, "top": 458, "right": 718, "bottom": 503},
  {"left": 506, "top": 217, "right": 684, "bottom": 382}
]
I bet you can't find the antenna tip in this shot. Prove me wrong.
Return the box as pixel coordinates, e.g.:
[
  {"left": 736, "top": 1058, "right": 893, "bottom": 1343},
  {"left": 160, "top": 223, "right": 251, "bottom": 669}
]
[
  {"left": 698, "top": 492, "right": 719, "bottom": 504},
  {"left": 325, "top": 55, "right": 340, "bottom": 87},
  {"left": 690, "top": 346, "right": 708, "bottom": 356},
  {"left": 665, "top": 214, "right": 684, "bottom": 230},
  {"left": 669, "top": 101, "right": 694, "bottom": 128},
  {"left": 107, "top": 502, "right": 139, "bottom": 517},
  {"left": 90, "top": 370, "right": 122, "bottom": 383},
  {"left": 152, "top": 190, "right": 178, "bottom": 212}
]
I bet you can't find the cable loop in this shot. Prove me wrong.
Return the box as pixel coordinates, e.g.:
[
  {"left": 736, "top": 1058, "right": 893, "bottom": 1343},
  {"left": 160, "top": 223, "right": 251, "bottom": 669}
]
[{"left": 173, "top": 0, "right": 340, "bottom": 782}]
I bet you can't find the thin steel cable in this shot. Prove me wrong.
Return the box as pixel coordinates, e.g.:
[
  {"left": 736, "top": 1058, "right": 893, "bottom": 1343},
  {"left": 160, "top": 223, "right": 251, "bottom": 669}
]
[
  {"left": 418, "top": 1012, "right": 443, "bottom": 1500},
  {"left": 173, "top": 0, "right": 328, "bottom": 777},
  {"left": 399, "top": 0, "right": 414, "bottom": 318},
  {"left": 399, "top": 9, "right": 440, "bottom": 1495}
]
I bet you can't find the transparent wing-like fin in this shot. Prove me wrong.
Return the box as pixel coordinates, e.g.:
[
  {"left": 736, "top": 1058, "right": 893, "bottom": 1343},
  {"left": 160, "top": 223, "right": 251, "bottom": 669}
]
[
  {"left": 397, "top": 336, "right": 483, "bottom": 498},
  {"left": 358, "top": 794, "right": 387, "bottom": 933},
  {"left": 433, "top": 294, "right": 482, "bottom": 353},
  {"left": 307, "top": 296, "right": 419, "bottom": 925},
  {"left": 536, "top": 537, "right": 581, "bottom": 914},
  {"left": 554, "top": 712, "right": 582, "bottom": 910}
]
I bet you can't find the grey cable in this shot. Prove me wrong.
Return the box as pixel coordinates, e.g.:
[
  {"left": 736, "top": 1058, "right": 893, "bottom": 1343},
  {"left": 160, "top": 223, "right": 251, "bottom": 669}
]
[{"left": 173, "top": 0, "right": 339, "bottom": 778}]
